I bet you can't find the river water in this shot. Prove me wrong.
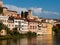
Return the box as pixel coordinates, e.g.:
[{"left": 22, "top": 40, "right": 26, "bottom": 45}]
[{"left": 0, "top": 35, "right": 60, "bottom": 45}]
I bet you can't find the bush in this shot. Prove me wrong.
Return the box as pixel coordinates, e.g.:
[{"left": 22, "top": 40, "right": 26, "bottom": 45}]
[
  {"left": 26, "top": 31, "right": 37, "bottom": 37},
  {"left": 32, "top": 32, "right": 37, "bottom": 37},
  {"left": 52, "top": 27, "right": 60, "bottom": 33}
]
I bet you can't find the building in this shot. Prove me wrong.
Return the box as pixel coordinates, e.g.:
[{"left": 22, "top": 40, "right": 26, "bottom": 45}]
[
  {"left": 14, "top": 19, "right": 28, "bottom": 33},
  {"left": 0, "top": 15, "right": 14, "bottom": 31},
  {"left": 0, "top": 29, "right": 7, "bottom": 36},
  {"left": 0, "top": 0, "right": 43, "bottom": 34},
  {"left": 0, "top": 15, "right": 9, "bottom": 26},
  {"left": 3, "top": 9, "right": 17, "bottom": 16},
  {"left": 27, "top": 10, "right": 34, "bottom": 19},
  {"left": 55, "top": 23, "right": 60, "bottom": 29},
  {"left": 11, "top": 15, "right": 28, "bottom": 33},
  {"left": 0, "top": 0, "right": 17, "bottom": 16},
  {"left": 28, "top": 19, "right": 38, "bottom": 33},
  {"left": 37, "top": 22, "right": 53, "bottom": 34},
  {"left": 21, "top": 11, "right": 29, "bottom": 19},
  {"left": 3, "top": 7, "right": 8, "bottom": 16},
  {"left": 8, "top": 22, "right": 14, "bottom": 30}
]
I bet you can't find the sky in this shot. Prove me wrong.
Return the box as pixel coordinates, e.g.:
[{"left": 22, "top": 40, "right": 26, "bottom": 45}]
[{"left": 2, "top": 0, "right": 60, "bottom": 19}]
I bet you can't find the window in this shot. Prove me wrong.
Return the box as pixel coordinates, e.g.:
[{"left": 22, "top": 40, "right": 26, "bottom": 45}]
[
  {"left": 39, "top": 28, "right": 41, "bottom": 30},
  {"left": 12, "top": 25, "right": 14, "bottom": 27},
  {"left": 22, "top": 25, "right": 24, "bottom": 27},
  {"left": 19, "top": 28, "right": 20, "bottom": 30},
  {"left": 30, "top": 26, "right": 32, "bottom": 29},
  {"left": 15, "top": 21, "right": 17, "bottom": 23},
  {"left": 30, "top": 22, "right": 32, "bottom": 24},
  {"left": 15, "top": 25, "right": 18, "bottom": 27},
  {"left": 35, "top": 26, "right": 37, "bottom": 29},
  {"left": 5, "top": 20, "right": 6, "bottom": 22},
  {"left": 33, "top": 26, "right": 34, "bottom": 29},
  {"left": 9, "top": 24, "right": 10, "bottom": 26},
  {"left": 22, "top": 28, "right": 24, "bottom": 30}
]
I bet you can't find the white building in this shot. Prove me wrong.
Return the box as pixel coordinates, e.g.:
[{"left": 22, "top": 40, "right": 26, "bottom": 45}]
[
  {"left": 14, "top": 19, "right": 28, "bottom": 33},
  {"left": 0, "top": 15, "right": 9, "bottom": 26},
  {"left": 8, "top": 22, "right": 14, "bottom": 30},
  {"left": 38, "top": 22, "right": 53, "bottom": 34}
]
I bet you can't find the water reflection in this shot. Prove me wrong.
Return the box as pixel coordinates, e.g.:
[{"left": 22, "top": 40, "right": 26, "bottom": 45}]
[
  {"left": 28, "top": 37, "right": 38, "bottom": 45},
  {"left": 37, "top": 35, "right": 53, "bottom": 45},
  {"left": 53, "top": 35, "right": 60, "bottom": 45},
  {"left": 0, "top": 40, "right": 7, "bottom": 45},
  {"left": 0, "top": 35, "right": 60, "bottom": 45}
]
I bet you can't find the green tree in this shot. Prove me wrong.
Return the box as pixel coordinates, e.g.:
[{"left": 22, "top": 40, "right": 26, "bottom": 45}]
[
  {"left": 52, "top": 27, "right": 60, "bottom": 33},
  {"left": 26, "top": 31, "right": 37, "bottom": 37},
  {"left": 0, "top": 7, "right": 3, "bottom": 14},
  {"left": 0, "top": 22, "right": 4, "bottom": 30},
  {"left": 0, "top": 22, "right": 10, "bottom": 33},
  {"left": 12, "top": 28, "right": 20, "bottom": 35}
]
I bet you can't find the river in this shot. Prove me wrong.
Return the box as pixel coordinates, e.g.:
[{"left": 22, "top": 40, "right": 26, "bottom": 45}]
[{"left": 0, "top": 34, "right": 60, "bottom": 45}]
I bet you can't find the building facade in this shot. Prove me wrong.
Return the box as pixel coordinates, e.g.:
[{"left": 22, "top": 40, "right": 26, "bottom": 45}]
[
  {"left": 0, "top": 15, "right": 9, "bottom": 26},
  {"left": 28, "top": 19, "right": 38, "bottom": 33},
  {"left": 0, "top": 29, "right": 7, "bottom": 36},
  {"left": 37, "top": 22, "right": 53, "bottom": 34},
  {"left": 14, "top": 19, "right": 28, "bottom": 33}
]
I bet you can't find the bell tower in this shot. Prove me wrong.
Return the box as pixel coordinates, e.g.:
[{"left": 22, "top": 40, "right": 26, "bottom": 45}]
[
  {"left": 0, "top": 0, "right": 2, "bottom": 7},
  {"left": 28, "top": 10, "right": 32, "bottom": 16}
]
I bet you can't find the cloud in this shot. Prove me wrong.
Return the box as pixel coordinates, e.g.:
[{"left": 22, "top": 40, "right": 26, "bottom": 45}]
[
  {"left": 3, "top": 4, "right": 27, "bottom": 14},
  {"left": 3, "top": 4, "right": 60, "bottom": 19},
  {"left": 30, "top": 7, "right": 42, "bottom": 14},
  {"left": 43, "top": 11, "right": 59, "bottom": 15},
  {"left": 3, "top": 4, "right": 42, "bottom": 14}
]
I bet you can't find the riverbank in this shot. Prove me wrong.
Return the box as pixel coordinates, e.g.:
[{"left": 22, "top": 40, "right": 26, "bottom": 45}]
[
  {"left": 0, "top": 31, "right": 37, "bottom": 40},
  {"left": 0, "top": 35, "right": 23, "bottom": 40},
  {"left": 0, "top": 34, "right": 56, "bottom": 45}
]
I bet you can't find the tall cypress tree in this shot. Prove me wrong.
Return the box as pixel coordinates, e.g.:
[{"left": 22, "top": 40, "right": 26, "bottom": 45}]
[
  {"left": 0, "top": 7, "right": 3, "bottom": 14},
  {"left": 21, "top": 11, "right": 24, "bottom": 18}
]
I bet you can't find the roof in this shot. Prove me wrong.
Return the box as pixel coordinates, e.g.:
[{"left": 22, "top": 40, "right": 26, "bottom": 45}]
[
  {"left": 2, "top": 7, "right": 8, "bottom": 9},
  {"left": 13, "top": 15, "right": 20, "bottom": 19},
  {"left": 7, "top": 10, "right": 17, "bottom": 13},
  {"left": 27, "top": 19, "right": 39, "bottom": 22}
]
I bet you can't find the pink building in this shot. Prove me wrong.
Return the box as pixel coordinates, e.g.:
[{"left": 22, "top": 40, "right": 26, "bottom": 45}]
[{"left": 28, "top": 19, "right": 38, "bottom": 33}]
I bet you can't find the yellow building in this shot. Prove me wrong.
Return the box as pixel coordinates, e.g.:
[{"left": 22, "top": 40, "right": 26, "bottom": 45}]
[
  {"left": 37, "top": 22, "right": 53, "bottom": 35},
  {"left": 46, "top": 23, "right": 53, "bottom": 34}
]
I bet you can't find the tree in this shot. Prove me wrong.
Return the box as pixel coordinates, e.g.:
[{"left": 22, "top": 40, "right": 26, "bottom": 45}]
[
  {"left": 21, "top": 11, "right": 24, "bottom": 18},
  {"left": 0, "top": 7, "right": 3, "bottom": 14},
  {"left": 52, "top": 27, "right": 60, "bottom": 33},
  {"left": 0, "top": 22, "right": 10, "bottom": 33},
  {"left": 12, "top": 28, "right": 20, "bottom": 35},
  {"left": 0, "top": 22, "right": 4, "bottom": 31}
]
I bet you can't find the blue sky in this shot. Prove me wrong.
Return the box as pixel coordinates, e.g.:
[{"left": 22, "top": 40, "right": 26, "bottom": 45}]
[{"left": 3, "top": 0, "right": 60, "bottom": 19}]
